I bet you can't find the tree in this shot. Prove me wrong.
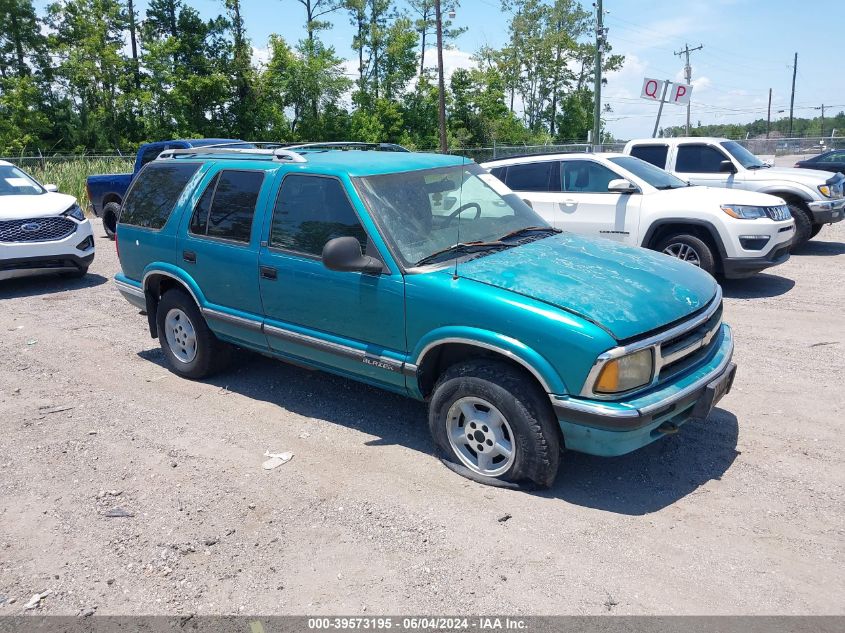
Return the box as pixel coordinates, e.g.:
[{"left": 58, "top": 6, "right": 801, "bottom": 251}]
[
  {"left": 408, "top": 0, "right": 465, "bottom": 74},
  {"left": 288, "top": 0, "right": 343, "bottom": 42}
]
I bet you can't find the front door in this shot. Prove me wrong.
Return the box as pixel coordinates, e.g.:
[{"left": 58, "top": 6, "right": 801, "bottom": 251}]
[
  {"left": 557, "top": 159, "right": 641, "bottom": 243},
  {"left": 258, "top": 173, "right": 407, "bottom": 391},
  {"left": 673, "top": 143, "right": 736, "bottom": 188},
  {"left": 178, "top": 167, "right": 271, "bottom": 349}
]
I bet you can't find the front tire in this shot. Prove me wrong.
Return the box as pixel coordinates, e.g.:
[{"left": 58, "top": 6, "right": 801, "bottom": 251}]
[
  {"left": 809, "top": 223, "right": 824, "bottom": 239},
  {"left": 655, "top": 232, "right": 716, "bottom": 276},
  {"left": 428, "top": 360, "right": 560, "bottom": 488},
  {"left": 103, "top": 201, "right": 120, "bottom": 239},
  {"left": 156, "top": 290, "right": 231, "bottom": 379},
  {"left": 787, "top": 203, "right": 813, "bottom": 248}
]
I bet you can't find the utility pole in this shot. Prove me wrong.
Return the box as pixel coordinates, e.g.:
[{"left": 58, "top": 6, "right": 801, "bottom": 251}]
[
  {"left": 766, "top": 88, "right": 772, "bottom": 138},
  {"left": 435, "top": 0, "right": 448, "bottom": 153},
  {"left": 127, "top": 0, "right": 141, "bottom": 90},
  {"left": 816, "top": 104, "right": 825, "bottom": 138},
  {"left": 592, "top": 0, "right": 604, "bottom": 150},
  {"left": 674, "top": 42, "right": 703, "bottom": 135},
  {"left": 788, "top": 52, "right": 797, "bottom": 137}
]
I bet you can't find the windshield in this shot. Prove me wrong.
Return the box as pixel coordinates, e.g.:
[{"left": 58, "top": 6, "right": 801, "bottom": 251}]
[
  {"left": 608, "top": 156, "right": 688, "bottom": 189},
  {"left": 721, "top": 141, "right": 767, "bottom": 169},
  {"left": 0, "top": 165, "right": 46, "bottom": 196},
  {"left": 355, "top": 163, "right": 550, "bottom": 267}
]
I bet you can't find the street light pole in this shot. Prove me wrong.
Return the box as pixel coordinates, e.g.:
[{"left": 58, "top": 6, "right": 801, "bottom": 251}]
[{"left": 435, "top": 0, "right": 448, "bottom": 154}]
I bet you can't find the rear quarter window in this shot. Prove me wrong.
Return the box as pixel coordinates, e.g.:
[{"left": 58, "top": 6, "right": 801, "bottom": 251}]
[
  {"left": 120, "top": 162, "right": 201, "bottom": 230},
  {"left": 629, "top": 144, "right": 668, "bottom": 169}
]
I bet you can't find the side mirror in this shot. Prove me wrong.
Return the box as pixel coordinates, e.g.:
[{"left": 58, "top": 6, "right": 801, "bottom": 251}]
[
  {"left": 719, "top": 160, "right": 737, "bottom": 174},
  {"left": 322, "top": 236, "right": 383, "bottom": 274},
  {"left": 607, "top": 178, "right": 638, "bottom": 193},
  {"left": 43, "top": 183, "right": 59, "bottom": 192}
]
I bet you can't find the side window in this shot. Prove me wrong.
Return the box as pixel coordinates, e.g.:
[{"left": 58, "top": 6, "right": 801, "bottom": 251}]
[
  {"left": 503, "top": 162, "right": 554, "bottom": 192},
  {"left": 189, "top": 173, "right": 219, "bottom": 235},
  {"left": 139, "top": 145, "right": 164, "bottom": 168},
  {"left": 489, "top": 166, "right": 507, "bottom": 181},
  {"left": 561, "top": 161, "right": 619, "bottom": 193},
  {"left": 270, "top": 175, "right": 367, "bottom": 256},
  {"left": 676, "top": 145, "right": 729, "bottom": 173},
  {"left": 629, "top": 145, "right": 668, "bottom": 168},
  {"left": 120, "top": 162, "right": 201, "bottom": 229}
]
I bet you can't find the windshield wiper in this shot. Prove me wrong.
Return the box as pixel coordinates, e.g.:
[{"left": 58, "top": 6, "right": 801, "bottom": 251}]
[
  {"left": 655, "top": 184, "right": 684, "bottom": 190},
  {"left": 746, "top": 164, "right": 768, "bottom": 170},
  {"left": 498, "top": 226, "right": 561, "bottom": 241},
  {"left": 414, "top": 241, "right": 508, "bottom": 267}
]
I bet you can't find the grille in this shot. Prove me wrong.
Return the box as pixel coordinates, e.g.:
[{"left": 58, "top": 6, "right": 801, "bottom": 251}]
[
  {"left": 0, "top": 217, "right": 76, "bottom": 243},
  {"left": 764, "top": 205, "right": 791, "bottom": 221},
  {"left": 657, "top": 303, "right": 723, "bottom": 382}
]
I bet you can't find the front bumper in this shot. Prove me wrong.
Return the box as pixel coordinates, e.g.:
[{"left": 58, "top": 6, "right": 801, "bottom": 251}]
[
  {"left": 807, "top": 198, "right": 845, "bottom": 224},
  {"left": 0, "top": 220, "right": 95, "bottom": 281},
  {"left": 550, "top": 324, "right": 734, "bottom": 457},
  {"left": 722, "top": 238, "right": 792, "bottom": 279}
]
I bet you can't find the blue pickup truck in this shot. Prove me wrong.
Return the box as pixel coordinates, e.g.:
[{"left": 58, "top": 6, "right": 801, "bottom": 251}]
[{"left": 86, "top": 139, "right": 247, "bottom": 238}]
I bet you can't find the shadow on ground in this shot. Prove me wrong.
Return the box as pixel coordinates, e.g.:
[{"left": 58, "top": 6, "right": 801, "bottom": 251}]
[
  {"left": 138, "top": 346, "right": 739, "bottom": 515},
  {"left": 0, "top": 272, "right": 108, "bottom": 299},
  {"left": 790, "top": 240, "right": 845, "bottom": 256},
  {"left": 721, "top": 273, "right": 795, "bottom": 299}
]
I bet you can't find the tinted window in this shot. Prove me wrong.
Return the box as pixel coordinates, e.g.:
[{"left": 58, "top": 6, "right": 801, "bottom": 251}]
[
  {"left": 139, "top": 145, "right": 164, "bottom": 167},
  {"left": 676, "top": 145, "right": 728, "bottom": 173},
  {"left": 820, "top": 151, "right": 845, "bottom": 163},
  {"left": 189, "top": 173, "right": 219, "bottom": 235},
  {"left": 629, "top": 144, "right": 668, "bottom": 168},
  {"left": 120, "top": 162, "right": 200, "bottom": 229},
  {"left": 503, "top": 162, "right": 554, "bottom": 192},
  {"left": 562, "top": 161, "right": 619, "bottom": 193},
  {"left": 270, "top": 175, "right": 367, "bottom": 256},
  {"left": 489, "top": 166, "right": 507, "bottom": 181},
  {"left": 188, "top": 170, "right": 263, "bottom": 242}
]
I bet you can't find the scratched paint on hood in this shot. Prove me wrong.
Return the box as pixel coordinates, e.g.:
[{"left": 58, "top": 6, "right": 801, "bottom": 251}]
[{"left": 456, "top": 232, "right": 718, "bottom": 341}]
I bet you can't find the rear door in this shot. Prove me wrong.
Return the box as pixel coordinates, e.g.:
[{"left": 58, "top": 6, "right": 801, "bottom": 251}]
[
  {"left": 178, "top": 167, "right": 271, "bottom": 348},
  {"left": 496, "top": 161, "right": 562, "bottom": 225},
  {"left": 257, "top": 173, "right": 407, "bottom": 391},
  {"left": 556, "top": 159, "right": 641, "bottom": 243}
]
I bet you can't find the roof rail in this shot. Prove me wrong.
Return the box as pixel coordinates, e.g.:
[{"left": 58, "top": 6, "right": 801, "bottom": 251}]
[
  {"left": 285, "top": 141, "right": 410, "bottom": 153},
  {"left": 157, "top": 146, "right": 307, "bottom": 163}
]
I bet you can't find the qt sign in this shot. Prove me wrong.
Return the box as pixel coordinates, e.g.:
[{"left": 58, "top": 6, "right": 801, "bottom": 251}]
[{"left": 641, "top": 78, "right": 692, "bottom": 105}]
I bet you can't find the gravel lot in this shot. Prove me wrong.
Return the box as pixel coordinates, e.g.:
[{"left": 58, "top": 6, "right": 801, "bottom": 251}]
[{"left": 1, "top": 219, "right": 843, "bottom": 616}]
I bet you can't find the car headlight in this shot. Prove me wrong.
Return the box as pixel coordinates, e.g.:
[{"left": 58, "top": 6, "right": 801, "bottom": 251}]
[
  {"left": 64, "top": 204, "right": 85, "bottom": 221},
  {"left": 594, "top": 348, "right": 654, "bottom": 394},
  {"left": 721, "top": 204, "right": 768, "bottom": 219},
  {"left": 818, "top": 185, "right": 831, "bottom": 198}
]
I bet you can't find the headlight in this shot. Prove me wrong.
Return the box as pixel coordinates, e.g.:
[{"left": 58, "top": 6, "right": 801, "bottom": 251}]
[
  {"left": 721, "top": 204, "right": 768, "bottom": 219},
  {"left": 594, "top": 348, "right": 654, "bottom": 394},
  {"left": 64, "top": 204, "right": 85, "bottom": 221}
]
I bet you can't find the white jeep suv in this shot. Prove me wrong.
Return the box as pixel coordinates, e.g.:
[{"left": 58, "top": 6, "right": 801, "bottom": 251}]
[
  {"left": 0, "top": 160, "right": 95, "bottom": 281},
  {"left": 482, "top": 153, "right": 794, "bottom": 278}
]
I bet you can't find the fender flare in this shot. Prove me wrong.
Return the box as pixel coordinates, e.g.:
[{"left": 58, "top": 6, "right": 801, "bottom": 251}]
[{"left": 640, "top": 218, "right": 728, "bottom": 260}]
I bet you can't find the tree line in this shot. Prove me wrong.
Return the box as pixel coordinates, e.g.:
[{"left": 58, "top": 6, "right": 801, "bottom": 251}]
[
  {"left": 663, "top": 111, "right": 845, "bottom": 140},
  {"left": 0, "top": 0, "right": 622, "bottom": 154}
]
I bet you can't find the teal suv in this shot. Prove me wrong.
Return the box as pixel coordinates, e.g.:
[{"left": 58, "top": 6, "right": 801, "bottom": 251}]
[{"left": 114, "top": 144, "right": 736, "bottom": 488}]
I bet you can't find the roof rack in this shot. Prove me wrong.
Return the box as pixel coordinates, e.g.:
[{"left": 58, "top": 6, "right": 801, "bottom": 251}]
[
  {"left": 284, "top": 141, "right": 410, "bottom": 153},
  {"left": 157, "top": 146, "right": 307, "bottom": 163}
]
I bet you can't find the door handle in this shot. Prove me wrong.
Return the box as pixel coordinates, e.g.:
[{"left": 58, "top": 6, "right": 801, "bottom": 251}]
[
  {"left": 183, "top": 250, "right": 196, "bottom": 263},
  {"left": 562, "top": 199, "right": 577, "bottom": 206},
  {"left": 260, "top": 266, "right": 277, "bottom": 280}
]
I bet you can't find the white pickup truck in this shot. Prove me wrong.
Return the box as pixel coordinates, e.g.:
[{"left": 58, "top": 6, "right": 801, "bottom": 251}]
[
  {"left": 482, "top": 152, "right": 794, "bottom": 279},
  {"left": 623, "top": 137, "right": 845, "bottom": 247}
]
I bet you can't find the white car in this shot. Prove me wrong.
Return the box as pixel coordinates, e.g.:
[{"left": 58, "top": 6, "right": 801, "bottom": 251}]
[
  {"left": 482, "top": 153, "right": 795, "bottom": 278},
  {"left": 0, "top": 160, "right": 95, "bottom": 281},
  {"left": 623, "top": 137, "right": 844, "bottom": 246}
]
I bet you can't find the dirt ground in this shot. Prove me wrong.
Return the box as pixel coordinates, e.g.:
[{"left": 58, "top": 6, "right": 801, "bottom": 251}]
[{"left": 1, "top": 219, "right": 843, "bottom": 616}]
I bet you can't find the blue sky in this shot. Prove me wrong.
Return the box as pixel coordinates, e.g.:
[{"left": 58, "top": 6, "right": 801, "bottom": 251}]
[{"left": 40, "top": 0, "right": 845, "bottom": 139}]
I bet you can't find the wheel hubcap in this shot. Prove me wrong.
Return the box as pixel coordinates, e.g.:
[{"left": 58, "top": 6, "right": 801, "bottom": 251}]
[
  {"left": 164, "top": 308, "right": 197, "bottom": 364},
  {"left": 663, "top": 242, "right": 701, "bottom": 267},
  {"left": 446, "top": 397, "right": 516, "bottom": 477}
]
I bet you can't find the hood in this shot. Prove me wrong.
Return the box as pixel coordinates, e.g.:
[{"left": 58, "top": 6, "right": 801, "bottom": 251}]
[
  {"left": 654, "top": 185, "right": 787, "bottom": 206},
  {"left": 456, "top": 233, "right": 718, "bottom": 341},
  {"left": 746, "top": 166, "right": 843, "bottom": 187},
  {"left": 0, "top": 192, "right": 78, "bottom": 220}
]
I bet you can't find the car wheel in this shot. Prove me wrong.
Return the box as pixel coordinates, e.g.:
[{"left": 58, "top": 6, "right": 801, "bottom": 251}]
[
  {"left": 156, "top": 289, "right": 231, "bottom": 379},
  {"left": 809, "top": 223, "right": 823, "bottom": 239},
  {"left": 787, "top": 203, "right": 812, "bottom": 248},
  {"left": 103, "top": 201, "right": 120, "bottom": 239},
  {"left": 428, "top": 359, "right": 560, "bottom": 488},
  {"left": 655, "top": 233, "right": 716, "bottom": 276}
]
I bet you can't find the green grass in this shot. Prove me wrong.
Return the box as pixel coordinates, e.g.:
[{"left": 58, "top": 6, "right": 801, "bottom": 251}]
[{"left": 14, "top": 157, "right": 134, "bottom": 213}]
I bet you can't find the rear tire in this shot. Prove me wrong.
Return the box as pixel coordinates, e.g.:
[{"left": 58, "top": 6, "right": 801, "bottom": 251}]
[
  {"left": 103, "top": 201, "right": 120, "bottom": 239},
  {"left": 428, "top": 359, "right": 560, "bottom": 488},
  {"left": 156, "top": 289, "right": 231, "bottom": 379},
  {"left": 654, "top": 232, "right": 716, "bottom": 276},
  {"left": 786, "top": 203, "right": 812, "bottom": 248}
]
